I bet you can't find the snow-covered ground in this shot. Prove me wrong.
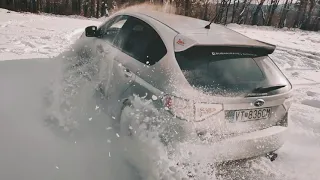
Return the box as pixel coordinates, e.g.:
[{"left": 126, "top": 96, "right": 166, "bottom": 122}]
[
  {"left": 227, "top": 24, "right": 320, "bottom": 180},
  {"left": 0, "top": 9, "right": 101, "bottom": 60},
  {"left": 1, "top": 8, "right": 320, "bottom": 180}
]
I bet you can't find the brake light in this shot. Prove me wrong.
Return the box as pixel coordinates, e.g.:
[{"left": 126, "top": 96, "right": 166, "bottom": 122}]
[{"left": 162, "top": 95, "right": 223, "bottom": 122}]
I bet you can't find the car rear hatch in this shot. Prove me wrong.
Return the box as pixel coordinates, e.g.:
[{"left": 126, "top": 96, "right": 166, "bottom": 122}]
[{"left": 166, "top": 43, "right": 292, "bottom": 138}]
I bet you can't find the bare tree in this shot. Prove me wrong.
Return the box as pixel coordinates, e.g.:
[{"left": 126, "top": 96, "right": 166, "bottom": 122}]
[
  {"left": 315, "top": 13, "right": 320, "bottom": 30},
  {"left": 201, "top": 0, "right": 210, "bottom": 20},
  {"left": 184, "top": 0, "right": 190, "bottom": 16},
  {"left": 214, "top": 0, "right": 228, "bottom": 23},
  {"left": 90, "top": 0, "right": 94, "bottom": 17},
  {"left": 1, "top": 0, "right": 319, "bottom": 31},
  {"left": 237, "top": 0, "right": 250, "bottom": 24},
  {"left": 278, "top": 0, "right": 293, "bottom": 28},
  {"left": 84, "top": 0, "right": 89, "bottom": 16},
  {"left": 293, "top": 0, "right": 307, "bottom": 27},
  {"left": 244, "top": 1, "right": 252, "bottom": 24},
  {"left": 315, "top": 0, "right": 320, "bottom": 30},
  {"left": 231, "top": 0, "right": 240, "bottom": 23},
  {"left": 72, "top": 0, "right": 77, "bottom": 14},
  {"left": 223, "top": 0, "right": 232, "bottom": 24},
  {"left": 261, "top": 8, "right": 267, "bottom": 24},
  {"left": 1, "top": 0, "right": 5, "bottom": 9},
  {"left": 266, "top": 0, "right": 280, "bottom": 26},
  {"left": 38, "top": 0, "right": 42, "bottom": 12},
  {"left": 252, "top": 0, "right": 266, "bottom": 25},
  {"left": 301, "top": 0, "right": 316, "bottom": 29},
  {"left": 96, "top": 0, "right": 100, "bottom": 17}
]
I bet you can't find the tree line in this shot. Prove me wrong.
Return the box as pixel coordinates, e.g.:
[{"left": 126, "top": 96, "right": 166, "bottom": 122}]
[{"left": 1, "top": 0, "right": 320, "bottom": 31}]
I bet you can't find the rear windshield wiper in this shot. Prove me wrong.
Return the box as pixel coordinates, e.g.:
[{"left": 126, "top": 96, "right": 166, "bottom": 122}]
[{"left": 252, "top": 84, "right": 286, "bottom": 93}]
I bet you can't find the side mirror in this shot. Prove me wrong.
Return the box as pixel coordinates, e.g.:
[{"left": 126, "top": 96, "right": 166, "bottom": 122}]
[{"left": 85, "top": 26, "right": 98, "bottom": 37}]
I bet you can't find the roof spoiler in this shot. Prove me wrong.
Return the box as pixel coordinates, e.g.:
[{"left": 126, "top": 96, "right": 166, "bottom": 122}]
[
  {"left": 174, "top": 45, "right": 276, "bottom": 57},
  {"left": 255, "top": 40, "right": 276, "bottom": 54},
  {"left": 174, "top": 34, "right": 276, "bottom": 55}
]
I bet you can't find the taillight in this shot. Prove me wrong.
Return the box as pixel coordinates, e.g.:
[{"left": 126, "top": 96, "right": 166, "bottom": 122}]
[
  {"left": 162, "top": 95, "right": 223, "bottom": 122},
  {"left": 162, "top": 95, "right": 194, "bottom": 121}
]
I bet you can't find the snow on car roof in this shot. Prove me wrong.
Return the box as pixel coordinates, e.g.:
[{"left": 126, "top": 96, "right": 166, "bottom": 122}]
[{"left": 136, "top": 10, "right": 275, "bottom": 50}]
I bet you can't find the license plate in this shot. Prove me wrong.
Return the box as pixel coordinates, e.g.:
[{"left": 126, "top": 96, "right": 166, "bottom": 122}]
[{"left": 234, "top": 108, "right": 271, "bottom": 122}]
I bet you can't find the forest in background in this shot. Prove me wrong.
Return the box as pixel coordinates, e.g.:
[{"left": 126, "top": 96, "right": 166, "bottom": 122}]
[{"left": 1, "top": 0, "right": 320, "bottom": 31}]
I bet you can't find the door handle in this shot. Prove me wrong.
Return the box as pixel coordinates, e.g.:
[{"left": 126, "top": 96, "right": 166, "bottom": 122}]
[
  {"left": 124, "top": 68, "right": 133, "bottom": 78},
  {"left": 120, "top": 65, "right": 132, "bottom": 78}
]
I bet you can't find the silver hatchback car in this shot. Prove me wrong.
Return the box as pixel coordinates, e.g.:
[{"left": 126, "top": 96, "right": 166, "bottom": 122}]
[{"left": 74, "top": 9, "right": 292, "bottom": 162}]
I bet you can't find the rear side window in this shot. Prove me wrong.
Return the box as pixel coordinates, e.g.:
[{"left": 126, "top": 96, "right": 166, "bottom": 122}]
[
  {"left": 175, "top": 46, "right": 291, "bottom": 97},
  {"left": 114, "top": 17, "right": 167, "bottom": 65}
]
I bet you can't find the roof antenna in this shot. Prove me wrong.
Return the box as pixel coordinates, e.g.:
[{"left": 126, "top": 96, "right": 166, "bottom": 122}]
[
  {"left": 204, "top": 16, "right": 216, "bottom": 29},
  {"left": 204, "top": 23, "right": 211, "bottom": 29}
]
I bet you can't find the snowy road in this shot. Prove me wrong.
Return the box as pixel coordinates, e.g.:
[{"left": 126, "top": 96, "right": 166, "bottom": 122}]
[{"left": 1, "top": 8, "right": 320, "bottom": 180}]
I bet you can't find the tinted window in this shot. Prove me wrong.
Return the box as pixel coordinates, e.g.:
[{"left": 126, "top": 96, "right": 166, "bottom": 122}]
[
  {"left": 114, "top": 17, "right": 167, "bottom": 65},
  {"left": 175, "top": 46, "right": 291, "bottom": 97},
  {"left": 98, "top": 16, "right": 128, "bottom": 44}
]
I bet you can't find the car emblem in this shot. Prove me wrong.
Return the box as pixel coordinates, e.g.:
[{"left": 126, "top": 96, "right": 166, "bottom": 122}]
[
  {"left": 176, "top": 39, "right": 185, "bottom": 46},
  {"left": 254, "top": 99, "right": 265, "bottom": 107}
]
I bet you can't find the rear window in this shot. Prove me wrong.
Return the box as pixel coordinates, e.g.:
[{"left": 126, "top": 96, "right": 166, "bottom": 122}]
[{"left": 175, "top": 46, "right": 291, "bottom": 97}]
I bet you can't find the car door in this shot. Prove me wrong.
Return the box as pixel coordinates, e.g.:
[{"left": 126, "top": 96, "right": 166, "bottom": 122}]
[
  {"left": 108, "top": 16, "right": 168, "bottom": 104},
  {"left": 96, "top": 16, "right": 138, "bottom": 117},
  {"left": 101, "top": 16, "right": 158, "bottom": 117},
  {"left": 94, "top": 15, "right": 129, "bottom": 82}
]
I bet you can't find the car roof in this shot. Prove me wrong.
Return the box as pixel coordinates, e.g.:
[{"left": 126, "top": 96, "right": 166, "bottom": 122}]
[{"left": 129, "top": 10, "right": 275, "bottom": 51}]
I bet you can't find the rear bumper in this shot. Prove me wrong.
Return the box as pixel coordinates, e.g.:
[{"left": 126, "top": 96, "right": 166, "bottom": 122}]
[
  {"left": 177, "top": 126, "right": 288, "bottom": 162},
  {"left": 210, "top": 126, "right": 288, "bottom": 162}
]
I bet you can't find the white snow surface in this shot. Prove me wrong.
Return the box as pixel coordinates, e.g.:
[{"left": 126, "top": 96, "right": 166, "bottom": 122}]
[
  {"left": 0, "top": 8, "right": 101, "bottom": 60},
  {"left": 1, "top": 8, "right": 320, "bottom": 180}
]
